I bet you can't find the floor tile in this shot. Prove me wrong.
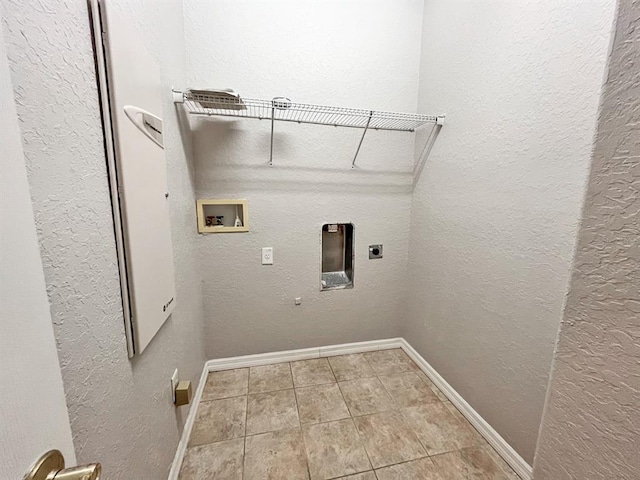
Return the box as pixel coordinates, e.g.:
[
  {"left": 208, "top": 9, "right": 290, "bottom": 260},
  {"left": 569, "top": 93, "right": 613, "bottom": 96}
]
[
  {"left": 442, "top": 401, "right": 484, "bottom": 444},
  {"left": 478, "top": 445, "right": 521, "bottom": 479},
  {"left": 291, "top": 358, "right": 336, "bottom": 387},
  {"left": 302, "top": 419, "right": 371, "bottom": 480},
  {"left": 333, "top": 473, "right": 377, "bottom": 480},
  {"left": 364, "top": 349, "right": 419, "bottom": 375},
  {"left": 328, "top": 354, "right": 375, "bottom": 382},
  {"left": 430, "top": 446, "right": 516, "bottom": 479},
  {"left": 181, "top": 355, "right": 516, "bottom": 480},
  {"left": 375, "top": 457, "right": 442, "bottom": 480},
  {"left": 353, "top": 411, "right": 426, "bottom": 468},
  {"left": 244, "top": 428, "right": 309, "bottom": 480},
  {"left": 202, "top": 368, "right": 249, "bottom": 401},
  {"left": 401, "top": 402, "right": 478, "bottom": 456},
  {"left": 246, "top": 389, "right": 300, "bottom": 435},
  {"left": 339, "top": 377, "right": 394, "bottom": 416},
  {"left": 379, "top": 372, "right": 440, "bottom": 408},
  {"left": 179, "top": 438, "right": 244, "bottom": 480},
  {"left": 189, "top": 396, "right": 247, "bottom": 447},
  {"left": 296, "top": 383, "right": 350, "bottom": 424},
  {"left": 417, "top": 372, "right": 449, "bottom": 402},
  {"left": 249, "top": 363, "right": 294, "bottom": 394}
]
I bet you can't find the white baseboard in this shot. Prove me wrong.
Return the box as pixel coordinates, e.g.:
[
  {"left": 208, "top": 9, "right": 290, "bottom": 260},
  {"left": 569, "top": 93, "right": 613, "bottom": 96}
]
[
  {"left": 168, "top": 337, "right": 532, "bottom": 480},
  {"left": 167, "top": 357, "right": 211, "bottom": 480},
  {"left": 399, "top": 339, "right": 533, "bottom": 480},
  {"left": 319, "top": 338, "right": 403, "bottom": 357}
]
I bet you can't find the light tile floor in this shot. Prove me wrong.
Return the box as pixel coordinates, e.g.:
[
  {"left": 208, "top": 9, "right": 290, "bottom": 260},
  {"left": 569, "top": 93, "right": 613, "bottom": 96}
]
[{"left": 178, "top": 349, "right": 520, "bottom": 479}]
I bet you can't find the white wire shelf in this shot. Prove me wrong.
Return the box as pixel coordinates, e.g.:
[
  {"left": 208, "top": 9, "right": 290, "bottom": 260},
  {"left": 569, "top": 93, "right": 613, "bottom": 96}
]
[
  {"left": 173, "top": 89, "right": 444, "bottom": 176},
  {"left": 178, "top": 90, "right": 441, "bottom": 133}
]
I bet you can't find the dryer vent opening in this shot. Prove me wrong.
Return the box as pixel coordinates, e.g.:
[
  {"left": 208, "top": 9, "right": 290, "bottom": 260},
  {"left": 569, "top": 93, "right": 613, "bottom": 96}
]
[{"left": 321, "top": 223, "right": 354, "bottom": 291}]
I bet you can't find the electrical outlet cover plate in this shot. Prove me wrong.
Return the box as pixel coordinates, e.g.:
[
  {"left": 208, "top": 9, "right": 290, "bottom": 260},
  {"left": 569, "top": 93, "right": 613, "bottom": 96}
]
[{"left": 261, "top": 247, "right": 273, "bottom": 265}]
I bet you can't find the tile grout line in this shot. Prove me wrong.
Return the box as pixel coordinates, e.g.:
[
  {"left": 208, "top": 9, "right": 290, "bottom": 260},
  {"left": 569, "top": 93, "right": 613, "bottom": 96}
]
[
  {"left": 328, "top": 357, "right": 358, "bottom": 419},
  {"left": 367, "top": 351, "right": 433, "bottom": 467},
  {"left": 241, "top": 434, "right": 246, "bottom": 480},
  {"left": 289, "top": 361, "right": 313, "bottom": 480},
  {"left": 379, "top": 354, "right": 437, "bottom": 460},
  {"left": 373, "top": 455, "right": 438, "bottom": 475},
  {"left": 353, "top": 351, "right": 405, "bottom": 473},
  {"left": 242, "top": 395, "right": 249, "bottom": 438},
  {"left": 242, "top": 370, "right": 249, "bottom": 476},
  {"left": 327, "top": 356, "right": 375, "bottom": 474}
]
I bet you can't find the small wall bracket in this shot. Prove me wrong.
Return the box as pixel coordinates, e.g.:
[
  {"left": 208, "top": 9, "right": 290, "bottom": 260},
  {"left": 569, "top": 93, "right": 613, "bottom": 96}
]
[
  {"left": 412, "top": 117, "right": 445, "bottom": 187},
  {"left": 172, "top": 88, "right": 185, "bottom": 104}
]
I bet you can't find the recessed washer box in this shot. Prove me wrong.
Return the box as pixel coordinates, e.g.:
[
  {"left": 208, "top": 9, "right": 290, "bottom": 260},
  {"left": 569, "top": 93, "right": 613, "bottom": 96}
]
[{"left": 197, "top": 199, "right": 249, "bottom": 233}]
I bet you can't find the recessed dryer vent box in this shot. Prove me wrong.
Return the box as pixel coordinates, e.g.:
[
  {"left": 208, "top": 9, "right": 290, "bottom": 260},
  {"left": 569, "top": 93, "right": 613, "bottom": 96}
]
[{"left": 321, "top": 223, "right": 354, "bottom": 291}]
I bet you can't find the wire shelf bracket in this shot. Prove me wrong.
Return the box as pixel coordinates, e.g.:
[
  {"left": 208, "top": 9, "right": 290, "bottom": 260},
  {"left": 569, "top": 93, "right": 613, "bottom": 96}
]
[{"left": 173, "top": 89, "right": 445, "bottom": 182}]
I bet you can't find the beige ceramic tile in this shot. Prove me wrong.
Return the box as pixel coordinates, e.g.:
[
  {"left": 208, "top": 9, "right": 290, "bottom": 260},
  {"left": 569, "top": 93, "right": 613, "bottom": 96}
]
[
  {"left": 375, "top": 457, "right": 442, "bottom": 480},
  {"left": 296, "top": 383, "right": 350, "bottom": 424},
  {"left": 302, "top": 419, "right": 371, "bottom": 480},
  {"left": 178, "top": 438, "right": 244, "bottom": 480},
  {"left": 328, "top": 354, "right": 375, "bottom": 382},
  {"left": 417, "top": 371, "right": 449, "bottom": 401},
  {"left": 401, "top": 402, "right": 478, "bottom": 456},
  {"left": 333, "top": 473, "right": 377, "bottom": 480},
  {"left": 189, "top": 396, "right": 247, "bottom": 447},
  {"left": 363, "top": 348, "right": 419, "bottom": 375},
  {"left": 353, "top": 411, "right": 427, "bottom": 469},
  {"left": 291, "top": 358, "right": 336, "bottom": 387},
  {"left": 201, "top": 368, "right": 249, "bottom": 401},
  {"left": 442, "top": 401, "right": 484, "bottom": 444},
  {"left": 430, "top": 446, "right": 516, "bottom": 479},
  {"left": 379, "top": 372, "right": 440, "bottom": 408},
  {"left": 249, "top": 363, "right": 293, "bottom": 394},
  {"left": 339, "top": 377, "right": 394, "bottom": 416},
  {"left": 246, "top": 389, "right": 300, "bottom": 435},
  {"left": 479, "top": 445, "right": 521, "bottom": 479},
  {"left": 442, "top": 401, "right": 466, "bottom": 423},
  {"left": 442, "top": 401, "right": 485, "bottom": 445},
  {"left": 244, "top": 428, "right": 309, "bottom": 480}
]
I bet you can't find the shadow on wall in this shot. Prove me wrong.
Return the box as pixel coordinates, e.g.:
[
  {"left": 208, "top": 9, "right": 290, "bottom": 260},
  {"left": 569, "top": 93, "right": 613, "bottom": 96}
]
[
  {"left": 176, "top": 109, "right": 438, "bottom": 195},
  {"left": 174, "top": 107, "right": 198, "bottom": 194}
]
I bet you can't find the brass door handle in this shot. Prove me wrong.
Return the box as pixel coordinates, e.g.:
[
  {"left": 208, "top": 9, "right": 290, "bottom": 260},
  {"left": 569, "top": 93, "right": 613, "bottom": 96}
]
[{"left": 24, "top": 450, "right": 101, "bottom": 480}]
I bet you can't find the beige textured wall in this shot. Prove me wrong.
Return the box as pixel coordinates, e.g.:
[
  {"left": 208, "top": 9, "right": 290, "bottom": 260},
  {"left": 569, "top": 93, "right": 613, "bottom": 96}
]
[
  {"left": 405, "top": 0, "right": 616, "bottom": 464},
  {"left": 533, "top": 1, "right": 640, "bottom": 478},
  {"left": 183, "top": 0, "right": 424, "bottom": 359},
  {"left": 1, "top": 1, "right": 206, "bottom": 478},
  {"left": 0, "top": 20, "right": 75, "bottom": 478}
]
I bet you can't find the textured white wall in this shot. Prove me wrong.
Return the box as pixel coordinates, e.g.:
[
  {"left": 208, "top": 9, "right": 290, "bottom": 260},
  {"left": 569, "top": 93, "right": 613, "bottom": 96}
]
[
  {"left": 1, "top": 1, "right": 206, "bottom": 478},
  {"left": 0, "top": 20, "right": 75, "bottom": 479},
  {"left": 405, "top": 0, "right": 616, "bottom": 463},
  {"left": 183, "top": 0, "right": 424, "bottom": 358},
  {"left": 533, "top": 1, "right": 640, "bottom": 477}
]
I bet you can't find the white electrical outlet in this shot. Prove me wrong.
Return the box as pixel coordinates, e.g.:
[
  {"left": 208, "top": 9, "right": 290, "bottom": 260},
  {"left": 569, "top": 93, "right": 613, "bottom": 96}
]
[
  {"left": 261, "top": 247, "right": 273, "bottom": 265},
  {"left": 171, "top": 368, "right": 179, "bottom": 403},
  {"left": 294, "top": 297, "right": 302, "bottom": 305}
]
